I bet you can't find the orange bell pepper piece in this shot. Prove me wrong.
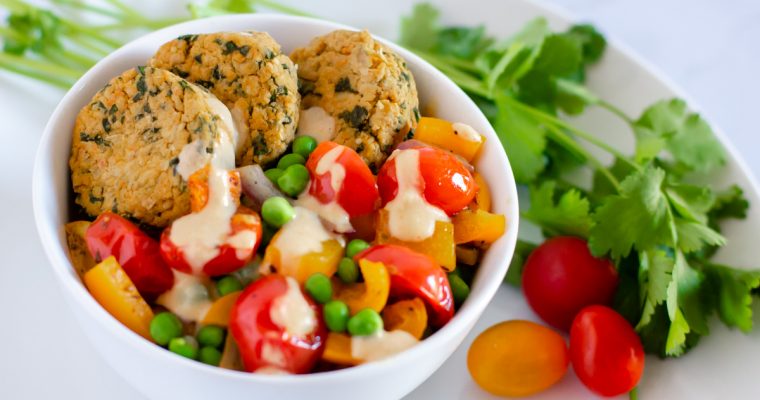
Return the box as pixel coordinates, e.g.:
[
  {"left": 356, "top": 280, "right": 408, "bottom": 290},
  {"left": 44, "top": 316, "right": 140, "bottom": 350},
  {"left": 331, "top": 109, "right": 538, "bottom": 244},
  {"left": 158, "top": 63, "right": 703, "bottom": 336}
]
[
  {"left": 322, "top": 333, "right": 361, "bottom": 366},
  {"left": 452, "top": 209, "right": 506, "bottom": 244},
  {"left": 202, "top": 291, "right": 242, "bottom": 327},
  {"left": 382, "top": 298, "right": 428, "bottom": 339},
  {"left": 83, "top": 256, "right": 154, "bottom": 341},
  {"left": 334, "top": 259, "right": 390, "bottom": 314},
  {"left": 413, "top": 117, "right": 484, "bottom": 162},
  {"left": 375, "top": 209, "right": 456, "bottom": 272},
  {"left": 472, "top": 173, "right": 492, "bottom": 212},
  {"left": 263, "top": 233, "right": 343, "bottom": 283},
  {"left": 188, "top": 163, "right": 242, "bottom": 212},
  {"left": 65, "top": 221, "right": 96, "bottom": 277}
]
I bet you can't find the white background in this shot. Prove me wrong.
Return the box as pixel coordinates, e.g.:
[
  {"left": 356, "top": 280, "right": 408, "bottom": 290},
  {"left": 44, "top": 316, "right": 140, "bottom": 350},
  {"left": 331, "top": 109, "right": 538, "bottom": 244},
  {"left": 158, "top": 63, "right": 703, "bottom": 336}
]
[{"left": 1, "top": 0, "right": 758, "bottom": 398}]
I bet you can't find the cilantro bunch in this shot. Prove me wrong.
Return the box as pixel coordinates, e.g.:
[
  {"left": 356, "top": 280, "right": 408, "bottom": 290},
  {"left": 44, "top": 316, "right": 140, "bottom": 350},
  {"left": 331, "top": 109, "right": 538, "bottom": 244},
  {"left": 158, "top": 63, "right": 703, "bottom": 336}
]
[
  {"left": 400, "top": 3, "right": 759, "bottom": 357},
  {"left": 0, "top": 0, "right": 310, "bottom": 87}
]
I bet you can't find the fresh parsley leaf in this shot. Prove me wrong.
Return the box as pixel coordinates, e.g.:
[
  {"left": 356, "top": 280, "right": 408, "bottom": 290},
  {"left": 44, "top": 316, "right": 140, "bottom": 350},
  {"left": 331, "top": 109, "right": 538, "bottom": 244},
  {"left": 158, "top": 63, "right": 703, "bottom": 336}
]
[
  {"left": 493, "top": 92, "right": 547, "bottom": 183},
  {"left": 555, "top": 78, "right": 600, "bottom": 115},
  {"left": 675, "top": 219, "right": 726, "bottom": 254},
  {"left": 589, "top": 166, "right": 674, "bottom": 259},
  {"left": 709, "top": 185, "right": 749, "bottom": 221},
  {"left": 566, "top": 24, "right": 606, "bottom": 64},
  {"left": 399, "top": 3, "right": 440, "bottom": 52},
  {"left": 523, "top": 181, "right": 592, "bottom": 237},
  {"left": 636, "top": 250, "right": 674, "bottom": 329},
  {"left": 634, "top": 99, "right": 726, "bottom": 172},
  {"left": 665, "top": 252, "right": 707, "bottom": 355},
  {"left": 703, "top": 263, "right": 760, "bottom": 333},
  {"left": 533, "top": 34, "right": 582, "bottom": 76},
  {"left": 433, "top": 26, "right": 492, "bottom": 60},
  {"left": 665, "top": 183, "right": 715, "bottom": 224}
]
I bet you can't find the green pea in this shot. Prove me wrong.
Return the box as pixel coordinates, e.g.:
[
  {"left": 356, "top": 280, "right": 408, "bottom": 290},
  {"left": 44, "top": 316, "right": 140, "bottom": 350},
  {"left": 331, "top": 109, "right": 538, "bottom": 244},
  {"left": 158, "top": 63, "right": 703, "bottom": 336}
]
[
  {"left": 347, "top": 308, "right": 383, "bottom": 336},
  {"left": 199, "top": 346, "right": 223, "bottom": 366},
  {"left": 264, "top": 168, "right": 284, "bottom": 183},
  {"left": 261, "top": 196, "right": 295, "bottom": 227},
  {"left": 337, "top": 257, "right": 359, "bottom": 284},
  {"left": 345, "top": 239, "right": 371, "bottom": 258},
  {"left": 293, "top": 135, "right": 318, "bottom": 158},
  {"left": 197, "top": 325, "right": 225, "bottom": 348},
  {"left": 305, "top": 273, "right": 332, "bottom": 304},
  {"left": 216, "top": 275, "right": 243, "bottom": 297},
  {"left": 149, "top": 312, "right": 183, "bottom": 346},
  {"left": 323, "top": 300, "right": 350, "bottom": 332},
  {"left": 277, "top": 153, "right": 306, "bottom": 170},
  {"left": 448, "top": 272, "right": 470, "bottom": 306},
  {"left": 278, "top": 164, "right": 310, "bottom": 197},
  {"left": 169, "top": 336, "right": 199, "bottom": 359}
]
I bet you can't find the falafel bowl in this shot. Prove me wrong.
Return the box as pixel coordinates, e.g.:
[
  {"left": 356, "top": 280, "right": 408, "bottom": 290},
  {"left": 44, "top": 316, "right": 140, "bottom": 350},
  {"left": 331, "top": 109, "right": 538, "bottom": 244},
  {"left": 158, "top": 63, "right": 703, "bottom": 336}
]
[{"left": 34, "top": 13, "right": 518, "bottom": 399}]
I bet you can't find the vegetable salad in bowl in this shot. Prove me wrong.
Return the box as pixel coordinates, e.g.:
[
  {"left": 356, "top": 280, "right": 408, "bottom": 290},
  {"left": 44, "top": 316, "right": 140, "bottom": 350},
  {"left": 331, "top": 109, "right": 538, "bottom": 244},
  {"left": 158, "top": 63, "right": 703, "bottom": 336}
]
[{"left": 63, "top": 28, "right": 507, "bottom": 375}]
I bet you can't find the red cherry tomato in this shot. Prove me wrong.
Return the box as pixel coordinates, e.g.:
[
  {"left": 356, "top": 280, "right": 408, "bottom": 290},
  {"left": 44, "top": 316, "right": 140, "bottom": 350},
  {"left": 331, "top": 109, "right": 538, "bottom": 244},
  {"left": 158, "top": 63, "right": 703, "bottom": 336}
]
[
  {"left": 522, "top": 236, "right": 618, "bottom": 331},
  {"left": 377, "top": 146, "right": 477, "bottom": 216},
  {"left": 160, "top": 206, "right": 262, "bottom": 277},
  {"left": 85, "top": 212, "right": 173, "bottom": 299},
  {"left": 230, "top": 275, "right": 326, "bottom": 374},
  {"left": 305, "top": 141, "right": 379, "bottom": 218},
  {"left": 570, "top": 305, "right": 645, "bottom": 397},
  {"left": 355, "top": 244, "right": 454, "bottom": 327}
]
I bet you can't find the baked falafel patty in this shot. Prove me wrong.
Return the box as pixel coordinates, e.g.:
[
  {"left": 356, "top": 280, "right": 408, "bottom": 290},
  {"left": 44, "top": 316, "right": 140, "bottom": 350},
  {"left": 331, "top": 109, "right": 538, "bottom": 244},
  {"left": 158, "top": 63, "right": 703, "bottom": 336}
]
[
  {"left": 70, "top": 66, "right": 236, "bottom": 227},
  {"left": 149, "top": 32, "right": 300, "bottom": 166},
  {"left": 290, "top": 29, "right": 420, "bottom": 170}
]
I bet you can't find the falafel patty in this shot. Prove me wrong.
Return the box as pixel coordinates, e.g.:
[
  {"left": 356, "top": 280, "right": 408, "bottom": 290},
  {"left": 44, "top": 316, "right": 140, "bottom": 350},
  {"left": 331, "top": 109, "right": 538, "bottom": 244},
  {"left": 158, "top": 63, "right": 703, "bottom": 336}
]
[
  {"left": 70, "top": 66, "right": 236, "bottom": 227},
  {"left": 290, "top": 30, "right": 420, "bottom": 170},
  {"left": 149, "top": 32, "right": 300, "bottom": 166}
]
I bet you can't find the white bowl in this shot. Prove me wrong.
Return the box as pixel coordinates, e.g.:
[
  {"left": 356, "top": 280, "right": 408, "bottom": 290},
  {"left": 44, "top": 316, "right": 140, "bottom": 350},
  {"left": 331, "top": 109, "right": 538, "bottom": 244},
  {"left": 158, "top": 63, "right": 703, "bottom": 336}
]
[{"left": 32, "top": 14, "right": 519, "bottom": 400}]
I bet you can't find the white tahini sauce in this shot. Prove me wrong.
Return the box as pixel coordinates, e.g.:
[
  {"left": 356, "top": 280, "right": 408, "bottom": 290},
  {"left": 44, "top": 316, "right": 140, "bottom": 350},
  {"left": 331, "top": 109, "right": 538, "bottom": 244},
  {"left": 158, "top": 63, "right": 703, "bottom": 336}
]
[
  {"left": 296, "top": 106, "right": 335, "bottom": 143},
  {"left": 451, "top": 122, "right": 483, "bottom": 143},
  {"left": 384, "top": 149, "right": 449, "bottom": 241},
  {"left": 269, "top": 277, "right": 317, "bottom": 337},
  {"left": 264, "top": 207, "right": 337, "bottom": 276},
  {"left": 296, "top": 145, "right": 352, "bottom": 233},
  {"left": 170, "top": 88, "right": 257, "bottom": 273},
  {"left": 351, "top": 330, "right": 419, "bottom": 362},
  {"left": 157, "top": 270, "right": 213, "bottom": 321}
]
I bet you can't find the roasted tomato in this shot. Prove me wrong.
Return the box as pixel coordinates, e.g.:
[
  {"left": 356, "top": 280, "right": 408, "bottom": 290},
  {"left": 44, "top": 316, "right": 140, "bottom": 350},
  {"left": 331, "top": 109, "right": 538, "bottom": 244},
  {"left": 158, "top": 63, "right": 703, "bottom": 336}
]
[
  {"left": 85, "top": 212, "right": 173, "bottom": 299},
  {"left": 230, "top": 275, "right": 327, "bottom": 374},
  {"left": 377, "top": 146, "right": 477, "bottom": 216},
  {"left": 160, "top": 206, "right": 262, "bottom": 277},
  {"left": 355, "top": 244, "right": 454, "bottom": 327},
  {"left": 305, "top": 141, "right": 379, "bottom": 218}
]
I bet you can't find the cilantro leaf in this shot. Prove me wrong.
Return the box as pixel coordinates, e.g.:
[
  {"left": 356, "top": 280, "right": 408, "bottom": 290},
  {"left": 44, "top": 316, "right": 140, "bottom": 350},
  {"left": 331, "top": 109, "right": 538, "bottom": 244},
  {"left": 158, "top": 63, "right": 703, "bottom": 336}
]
[
  {"left": 434, "top": 26, "right": 492, "bottom": 60},
  {"left": 399, "top": 3, "right": 440, "bottom": 52},
  {"left": 505, "top": 240, "right": 537, "bottom": 287},
  {"left": 675, "top": 219, "right": 726, "bottom": 253},
  {"left": 532, "top": 34, "right": 582, "bottom": 76},
  {"left": 493, "top": 93, "right": 547, "bottom": 183},
  {"left": 523, "top": 181, "right": 592, "bottom": 237},
  {"left": 703, "top": 263, "right": 760, "bottom": 332},
  {"left": 589, "top": 166, "right": 674, "bottom": 259},
  {"left": 566, "top": 24, "right": 606, "bottom": 64},
  {"left": 636, "top": 250, "right": 674, "bottom": 329},
  {"left": 665, "top": 252, "right": 707, "bottom": 355},
  {"left": 634, "top": 99, "right": 726, "bottom": 171},
  {"left": 665, "top": 184, "right": 715, "bottom": 224},
  {"left": 710, "top": 185, "right": 749, "bottom": 221}
]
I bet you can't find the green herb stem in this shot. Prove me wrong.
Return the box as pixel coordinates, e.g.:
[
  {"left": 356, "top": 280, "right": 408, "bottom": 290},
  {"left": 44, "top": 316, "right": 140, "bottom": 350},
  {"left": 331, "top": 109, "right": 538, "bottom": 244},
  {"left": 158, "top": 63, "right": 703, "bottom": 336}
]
[
  {"left": 629, "top": 387, "right": 638, "bottom": 400},
  {"left": 600, "top": 99, "right": 634, "bottom": 124},
  {"left": 51, "top": 0, "right": 129, "bottom": 20},
  {"left": 0, "top": 57, "right": 75, "bottom": 88},
  {"left": 102, "top": 0, "right": 144, "bottom": 18},
  {"left": 414, "top": 51, "right": 491, "bottom": 98},
  {"left": 0, "top": 52, "right": 82, "bottom": 79},
  {"left": 253, "top": 0, "right": 316, "bottom": 17}
]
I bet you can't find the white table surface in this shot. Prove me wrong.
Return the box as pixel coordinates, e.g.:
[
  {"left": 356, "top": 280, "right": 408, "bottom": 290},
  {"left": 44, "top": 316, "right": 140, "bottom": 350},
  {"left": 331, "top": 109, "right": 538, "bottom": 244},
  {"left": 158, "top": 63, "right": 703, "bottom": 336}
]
[{"left": 1, "top": 0, "right": 758, "bottom": 398}]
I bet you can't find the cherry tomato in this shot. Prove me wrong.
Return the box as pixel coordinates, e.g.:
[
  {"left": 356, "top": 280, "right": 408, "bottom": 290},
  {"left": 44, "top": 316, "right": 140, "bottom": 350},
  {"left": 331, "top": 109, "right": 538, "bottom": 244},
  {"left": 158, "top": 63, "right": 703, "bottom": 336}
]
[
  {"left": 570, "top": 305, "right": 645, "bottom": 397},
  {"left": 522, "top": 236, "right": 618, "bottom": 331},
  {"left": 468, "top": 320, "right": 569, "bottom": 397},
  {"left": 305, "top": 141, "right": 379, "bottom": 218},
  {"left": 230, "top": 275, "right": 326, "bottom": 373},
  {"left": 160, "top": 206, "right": 262, "bottom": 277},
  {"left": 355, "top": 244, "right": 453, "bottom": 327},
  {"left": 85, "top": 212, "right": 173, "bottom": 299},
  {"left": 377, "top": 146, "right": 477, "bottom": 216}
]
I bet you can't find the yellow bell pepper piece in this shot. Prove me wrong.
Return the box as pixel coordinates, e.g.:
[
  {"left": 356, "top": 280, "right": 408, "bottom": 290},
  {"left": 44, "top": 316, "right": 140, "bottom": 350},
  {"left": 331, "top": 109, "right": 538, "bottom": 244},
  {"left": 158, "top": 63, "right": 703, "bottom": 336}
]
[
  {"left": 334, "top": 259, "right": 390, "bottom": 315},
  {"left": 322, "top": 333, "right": 361, "bottom": 366},
  {"left": 473, "top": 173, "right": 492, "bottom": 212},
  {"left": 375, "top": 209, "right": 456, "bottom": 271},
  {"left": 263, "top": 233, "right": 343, "bottom": 283},
  {"left": 452, "top": 209, "right": 506, "bottom": 244},
  {"left": 83, "top": 256, "right": 154, "bottom": 341},
  {"left": 413, "top": 117, "right": 484, "bottom": 162},
  {"left": 65, "top": 221, "right": 96, "bottom": 277},
  {"left": 202, "top": 291, "right": 241, "bottom": 327},
  {"left": 219, "top": 333, "right": 245, "bottom": 371},
  {"left": 382, "top": 298, "right": 428, "bottom": 339}
]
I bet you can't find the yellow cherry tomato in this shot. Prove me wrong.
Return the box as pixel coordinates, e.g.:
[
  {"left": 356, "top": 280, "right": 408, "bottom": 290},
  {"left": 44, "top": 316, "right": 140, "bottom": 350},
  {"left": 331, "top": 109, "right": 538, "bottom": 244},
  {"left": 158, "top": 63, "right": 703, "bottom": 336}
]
[{"left": 467, "top": 320, "right": 569, "bottom": 397}]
